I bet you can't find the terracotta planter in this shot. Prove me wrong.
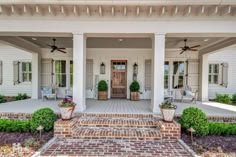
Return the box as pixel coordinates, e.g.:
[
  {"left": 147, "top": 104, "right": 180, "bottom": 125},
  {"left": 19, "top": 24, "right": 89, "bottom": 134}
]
[
  {"left": 60, "top": 106, "right": 75, "bottom": 120},
  {"left": 130, "top": 92, "right": 140, "bottom": 101},
  {"left": 160, "top": 108, "right": 176, "bottom": 122},
  {"left": 98, "top": 91, "right": 108, "bottom": 100}
]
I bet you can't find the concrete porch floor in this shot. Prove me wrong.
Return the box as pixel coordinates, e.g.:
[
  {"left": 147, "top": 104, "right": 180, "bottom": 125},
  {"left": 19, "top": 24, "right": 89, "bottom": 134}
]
[{"left": 0, "top": 99, "right": 235, "bottom": 117}]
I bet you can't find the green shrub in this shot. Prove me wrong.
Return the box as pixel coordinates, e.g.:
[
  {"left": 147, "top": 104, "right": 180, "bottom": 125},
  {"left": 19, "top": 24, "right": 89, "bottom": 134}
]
[
  {"left": 31, "top": 108, "right": 57, "bottom": 132},
  {"left": 15, "top": 93, "right": 28, "bottom": 101},
  {"left": 0, "top": 95, "right": 6, "bottom": 103},
  {"left": 179, "top": 107, "right": 209, "bottom": 136},
  {"left": 129, "top": 81, "right": 140, "bottom": 92},
  {"left": 98, "top": 80, "right": 108, "bottom": 91},
  {"left": 208, "top": 122, "right": 236, "bottom": 135},
  {"left": 215, "top": 93, "right": 231, "bottom": 104},
  {"left": 231, "top": 93, "right": 236, "bottom": 104},
  {"left": 0, "top": 119, "right": 31, "bottom": 132}
]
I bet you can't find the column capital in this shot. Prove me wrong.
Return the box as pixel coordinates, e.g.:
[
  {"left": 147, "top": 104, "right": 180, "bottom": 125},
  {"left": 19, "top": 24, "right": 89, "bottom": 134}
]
[
  {"left": 154, "top": 32, "right": 166, "bottom": 36},
  {"left": 72, "top": 32, "right": 85, "bottom": 35}
]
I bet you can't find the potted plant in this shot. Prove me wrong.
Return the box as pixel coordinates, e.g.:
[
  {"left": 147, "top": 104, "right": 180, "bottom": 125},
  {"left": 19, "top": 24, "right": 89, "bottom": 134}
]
[
  {"left": 98, "top": 80, "right": 108, "bottom": 100},
  {"left": 58, "top": 98, "right": 76, "bottom": 120},
  {"left": 159, "top": 101, "right": 177, "bottom": 122},
  {"left": 130, "top": 81, "right": 140, "bottom": 101}
]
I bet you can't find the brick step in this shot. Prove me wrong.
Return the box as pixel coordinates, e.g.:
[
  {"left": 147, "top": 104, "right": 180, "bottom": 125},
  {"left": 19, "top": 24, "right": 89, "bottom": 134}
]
[
  {"left": 77, "top": 116, "right": 156, "bottom": 128},
  {"left": 81, "top": 113, "right": 154, "bottom": 118},
  {"left": 72, "top": 127, "right": 161, "bottom": 139}
]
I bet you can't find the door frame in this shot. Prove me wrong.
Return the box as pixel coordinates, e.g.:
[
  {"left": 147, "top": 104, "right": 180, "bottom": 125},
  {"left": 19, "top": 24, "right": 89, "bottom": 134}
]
[{"left": 110, "top": 60, "right": 128, "bottom": 98}]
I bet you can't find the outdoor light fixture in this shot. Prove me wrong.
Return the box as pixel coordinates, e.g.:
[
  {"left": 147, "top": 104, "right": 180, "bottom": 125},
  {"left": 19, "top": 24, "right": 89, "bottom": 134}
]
[
  {"left": 133, "top": 62, "right": 138, "bottom": 80},
  {"left": 100, "top": 62, "right": 105, "bottom": 74}
]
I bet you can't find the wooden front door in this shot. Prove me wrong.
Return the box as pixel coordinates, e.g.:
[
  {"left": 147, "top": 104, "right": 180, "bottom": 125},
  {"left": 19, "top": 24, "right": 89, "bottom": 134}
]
[{"left": 111, "top": 60, "right": 127, "bottom": 98}]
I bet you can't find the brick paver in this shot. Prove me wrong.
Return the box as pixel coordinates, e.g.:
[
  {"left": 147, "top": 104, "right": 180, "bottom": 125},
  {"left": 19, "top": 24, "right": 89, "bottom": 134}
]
[{"left": 41, "top": 139, "right": 192, "bottom": 157}]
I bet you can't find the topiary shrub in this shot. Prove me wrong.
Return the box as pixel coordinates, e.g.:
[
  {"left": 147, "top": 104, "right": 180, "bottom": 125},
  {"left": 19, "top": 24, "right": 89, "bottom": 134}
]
[
  {"left": 129, "top": 81, "right": 140, "bottom": 92},
  {"left": 98, "top": 80, "right": 108, "bottom": 91},
  {"left": 31, "top": 108, "right": 57, "bottom": 132},
  {"left": 215, "top": 93, "right": 231, "bottom": 104},
  {"left": 15, "top": 93, "right": 28, "bottom": 101},
  {"left": 179, "top": 107, "right": 209, "bottom": 136},
  {"left": 0, "top": 95, "right": 6, "bottom": 103}
]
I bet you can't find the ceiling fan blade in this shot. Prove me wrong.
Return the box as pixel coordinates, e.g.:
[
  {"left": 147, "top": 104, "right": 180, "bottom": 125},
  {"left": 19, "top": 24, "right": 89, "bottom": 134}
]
[
  {"left": 47, "top": 44, "right": 53, "bottom": 48},
  {"left": 180, "top": 50, "right": 185, "bottom": 54},
  {"left": 51, "top": 49, "right": 56, "bottom": 53},
  {"left": 57, "top": 47, "right": 66, "bottom": 50},
  {"left": 56, "top": 49, "right": 67, "bottom": 53},
  {"left": 190, "top": 45, "right": 200, "bottom": 48},
  {"left": 189, "top": 48, "right": 198, "bottom": 51}
]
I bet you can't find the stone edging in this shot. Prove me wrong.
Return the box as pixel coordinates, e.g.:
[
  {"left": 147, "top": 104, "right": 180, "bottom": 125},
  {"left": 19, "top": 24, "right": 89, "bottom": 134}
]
[
  {"left": 31, "top": 137, "right": 57, "bottom": 157},
  {"left": 178, "top": 139, "right": 200, "bottom": 157}
]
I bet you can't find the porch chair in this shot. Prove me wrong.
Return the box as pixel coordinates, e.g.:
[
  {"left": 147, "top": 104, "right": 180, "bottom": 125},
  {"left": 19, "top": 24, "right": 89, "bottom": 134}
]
[
  {"left": 41, "top": 87, "right": 57, "bottom": 101},
  {"left": 164, "top": 90, "right": 174, "bottom": 102},
  {"left": 180, "top": 86, "right": 198, "bottom": 103}
]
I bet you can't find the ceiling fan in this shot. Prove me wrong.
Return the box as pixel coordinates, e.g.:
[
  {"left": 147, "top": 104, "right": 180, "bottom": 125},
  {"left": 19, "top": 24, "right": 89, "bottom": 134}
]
[
  {"left": 179, "top": 39, "right": 200, "bottom": 54},
  {"left": 47, "top": 38, "right": 66, "bottom": 53}
]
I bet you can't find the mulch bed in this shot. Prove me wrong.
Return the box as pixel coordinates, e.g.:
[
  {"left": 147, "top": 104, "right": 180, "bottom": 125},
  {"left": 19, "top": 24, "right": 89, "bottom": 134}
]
[
  {"left": 0, "top": 131, "right": 53, "bottom": 157},
  {"left": 182, "top": 132, "right": 236, "bottom": 157}
]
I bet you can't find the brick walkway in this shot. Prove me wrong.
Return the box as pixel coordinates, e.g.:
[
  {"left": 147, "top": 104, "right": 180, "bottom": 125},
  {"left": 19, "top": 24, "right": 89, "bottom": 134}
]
[{"left": 41, "top": 139, "right": 192, "bottom": 157}]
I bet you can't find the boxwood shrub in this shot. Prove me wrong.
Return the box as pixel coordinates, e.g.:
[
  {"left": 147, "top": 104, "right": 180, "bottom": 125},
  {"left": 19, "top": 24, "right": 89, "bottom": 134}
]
[
  {"left": 98, "top": 80, "right": 108, "bottom": 92},
  {"left": 0, "top": 119, "right": 31, "bottom": 132},
  {"left": 179, "top": 107, "right": 209, "bottom": 136},
  {"left": 0, "top": 95, "right": 6, "bottom": 103},
  {"left": 31, "top": 108, "right": 57, "bottom": 132},
  {"left": 215, "top": 93, "right": 231, "bottom": 104},
  {"left": 208, "top": 122, "right": 236, "bottom": 135}
]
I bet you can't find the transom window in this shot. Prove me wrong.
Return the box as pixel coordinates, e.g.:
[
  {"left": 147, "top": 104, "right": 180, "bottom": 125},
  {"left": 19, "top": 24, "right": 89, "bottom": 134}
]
[
  {"left": 21, "top": 62, "right": 32, "bottom": 82},
  {"left": 209, "top": 64, "right": 219, "bottom": 84}
]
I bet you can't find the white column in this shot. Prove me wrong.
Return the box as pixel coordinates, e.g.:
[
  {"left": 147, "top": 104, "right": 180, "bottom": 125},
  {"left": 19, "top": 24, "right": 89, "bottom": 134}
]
[
  {"left": 73, "top": 33, "right": 86, "bottom": 112},
  {"left": 32, "top": 53, "right": 41, "bottom": 99},
  {"left": 199, "top": 54, "right": 209, "bottom": 101},
  {"left": 151, "top": 33, "right": 165, "bottom": 113}
]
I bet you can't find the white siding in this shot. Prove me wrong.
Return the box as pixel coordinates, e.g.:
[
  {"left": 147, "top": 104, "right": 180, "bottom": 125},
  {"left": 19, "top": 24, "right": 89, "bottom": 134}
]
[
  {"left": 208, "top": 47, "right": 236, "bottom": 99},
  {"left": 0, "top": 42, "right": 32, "bottom": 96}
]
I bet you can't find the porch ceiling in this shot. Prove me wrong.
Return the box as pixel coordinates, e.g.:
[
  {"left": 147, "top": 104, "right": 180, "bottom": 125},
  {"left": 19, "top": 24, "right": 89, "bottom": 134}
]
[{"left": 19, "top": 36, "right": 224, "bottom": 49}]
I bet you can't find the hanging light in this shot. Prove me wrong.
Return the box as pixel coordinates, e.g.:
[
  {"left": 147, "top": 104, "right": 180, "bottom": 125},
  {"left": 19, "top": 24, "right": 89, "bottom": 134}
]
[
  {"left": 100, "top": 62, "right": 105, "bottom": 74},
  {"left": 133, "top": 62, "right": 138, "bottom": 74}
]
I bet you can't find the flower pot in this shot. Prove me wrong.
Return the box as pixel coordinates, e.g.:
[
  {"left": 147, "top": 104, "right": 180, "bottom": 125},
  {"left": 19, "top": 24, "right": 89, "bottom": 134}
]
[
  {"left": 161, "top": 108, "right": 176, "bottom": 122},
  {"left": 130, "top": 92, "right": 140, "bottom": 101},
  {"left": 98, "top": 91, "right": 108, "bottom": 100},
  {"left": 60, "top": 106, "right": 75, "bottom": 120}
]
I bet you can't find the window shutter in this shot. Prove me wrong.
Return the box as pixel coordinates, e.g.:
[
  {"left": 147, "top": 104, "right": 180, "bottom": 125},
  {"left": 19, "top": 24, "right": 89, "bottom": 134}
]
[
  {"left": 86, "top": 59, "right": 93, "bottom": 90},
  {"left": 145, "top": 60, "right": 151, "bottom": 90},
  {"left": 13, "top": 61, "right": 20, "bottom": 85},
  {"left": 186, "top": 59, "right": 199, "bottom": 90},
  {"left": 0, "top": 61, "right": 2, "bottom": 85},
  {"left": 221, "top": 62, "right": 228, "bottom": 88},
  {"left": 41, "top": 59, "right": 53, "bottom": 87}
]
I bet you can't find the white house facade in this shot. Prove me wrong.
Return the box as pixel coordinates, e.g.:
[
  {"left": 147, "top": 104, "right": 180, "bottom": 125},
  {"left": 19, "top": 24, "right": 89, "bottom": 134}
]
[{"left": 0, "top": 0, "right": 236, "bottom": 113}]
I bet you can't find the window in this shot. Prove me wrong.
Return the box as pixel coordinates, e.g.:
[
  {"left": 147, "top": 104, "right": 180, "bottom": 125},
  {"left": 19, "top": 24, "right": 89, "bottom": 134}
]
[
  {"left": 209, "top": 64, "right": 219, "bottom": 84},
  {"left": 21, "top": 62, "right": 32, "bottom": 82},
  {"left": 172, "top": 61, "right": 185, "bottom": 89},
  {"left": 70, "top": 61, "right": 73, "bottom": 87},
  {"left": 86, "top": 59, "right": 93, "bottom": 89},
  {"left": 145, "top": 60, "right": 151, "bottom": 90},
  {"left": 164, "top": 62, "right": 169, "bottom": 89},
  {"left": 55, "top": 60, "right": 66, "bottom": 87}
]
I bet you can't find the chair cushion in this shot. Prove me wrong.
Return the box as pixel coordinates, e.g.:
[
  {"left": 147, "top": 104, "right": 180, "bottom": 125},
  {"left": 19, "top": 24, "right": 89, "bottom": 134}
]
[
  {"left": 42, "top": 87, "right": 52, "bottom": 94},
  {"left": 184, "top": 90, "right": 194, "bottom": 96}
]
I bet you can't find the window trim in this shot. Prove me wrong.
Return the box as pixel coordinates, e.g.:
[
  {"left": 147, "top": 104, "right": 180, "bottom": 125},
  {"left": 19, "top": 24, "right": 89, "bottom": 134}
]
[{"left": 21, "top": 62, "right": 32, "bottom": 83}]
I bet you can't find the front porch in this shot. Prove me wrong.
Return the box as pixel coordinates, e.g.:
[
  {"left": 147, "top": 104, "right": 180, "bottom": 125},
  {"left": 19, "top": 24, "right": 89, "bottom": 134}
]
[{"left": 0, "top": 99, "right": 235, "bottom": 117}]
